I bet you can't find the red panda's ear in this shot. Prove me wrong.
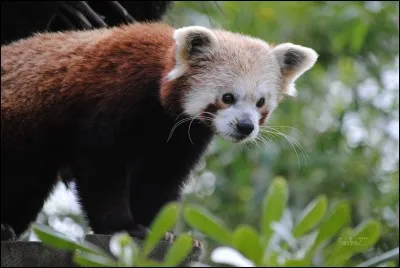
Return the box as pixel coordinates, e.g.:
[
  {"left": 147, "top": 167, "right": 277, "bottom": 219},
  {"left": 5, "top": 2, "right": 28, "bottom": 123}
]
[
  {"left": 174, "top": 26, "right": 218, "bottom": 61},
  {"left": 166, "top": 26, "right": 218, "bottom": 81},
  {"left": 271, "top": 43, "right": 318, "bottom": 96}
]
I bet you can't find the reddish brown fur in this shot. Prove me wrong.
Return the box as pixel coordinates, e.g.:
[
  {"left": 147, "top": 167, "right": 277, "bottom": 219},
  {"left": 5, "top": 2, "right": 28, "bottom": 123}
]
[
  {"left": 259, "top": 110, "right": 269, "bottom": 125},
  {"left": 204, "top": 103, "right": 220, "bottom": 116},
  {"left": 2, "top": 23, "right": 175, "bottom": 115}
]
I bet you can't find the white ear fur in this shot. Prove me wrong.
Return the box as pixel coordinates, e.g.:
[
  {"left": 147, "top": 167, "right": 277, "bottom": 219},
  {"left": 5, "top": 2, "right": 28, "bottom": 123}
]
[
  {"left": 272, "top": 43, "right": 318, "bottom": 96},
  {"left": 166, "top": 26, "right": 219, "bottom": 81}
]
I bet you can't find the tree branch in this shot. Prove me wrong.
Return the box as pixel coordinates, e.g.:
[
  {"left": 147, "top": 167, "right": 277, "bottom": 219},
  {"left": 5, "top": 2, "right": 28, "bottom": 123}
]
[
  {"left": 108, "top": 1, "right": 136, "bottom": 23},
  {"left": 72, "top": 1, "right": 108, "bottom": 27},
  {"left": 356, "top": 247, "right": 399, "bottom": 267},
  {"left": 57, "top": 1, "right": 93, "bottom": 29}
]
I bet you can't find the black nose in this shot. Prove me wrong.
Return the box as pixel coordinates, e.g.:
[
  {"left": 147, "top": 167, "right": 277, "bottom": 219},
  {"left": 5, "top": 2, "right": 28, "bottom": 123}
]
[{"left": 236, "top": 119, "right": 254, "bottom": 136}]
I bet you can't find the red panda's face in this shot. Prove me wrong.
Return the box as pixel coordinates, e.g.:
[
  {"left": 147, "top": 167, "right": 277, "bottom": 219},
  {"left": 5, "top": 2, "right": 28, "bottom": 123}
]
[{"left": 163, "top": 26, "right": 318, "bottom": 143}]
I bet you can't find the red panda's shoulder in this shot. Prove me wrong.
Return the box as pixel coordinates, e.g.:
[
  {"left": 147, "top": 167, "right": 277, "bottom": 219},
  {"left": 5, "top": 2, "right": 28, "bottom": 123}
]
[{"left": 1, "top": 23, "right": 177, "bottom": 112}]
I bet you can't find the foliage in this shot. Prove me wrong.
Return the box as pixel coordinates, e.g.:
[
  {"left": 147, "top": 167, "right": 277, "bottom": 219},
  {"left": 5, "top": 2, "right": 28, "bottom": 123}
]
[
  {"left": 32, "top": 203, "right": 192, "bottom": 267},
  {"left": 32, "top": 177, "right": 399, "bottom": 267}
]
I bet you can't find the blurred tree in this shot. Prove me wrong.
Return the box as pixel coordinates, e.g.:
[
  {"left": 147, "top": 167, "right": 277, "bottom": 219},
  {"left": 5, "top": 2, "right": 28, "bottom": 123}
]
[{"left": 1, "top": 1, "right": 172, "bottom": 44}]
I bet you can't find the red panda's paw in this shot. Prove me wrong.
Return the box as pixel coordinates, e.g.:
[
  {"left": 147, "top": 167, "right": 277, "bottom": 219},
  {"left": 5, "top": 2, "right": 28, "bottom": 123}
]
[
  {"left": 129, "top": 224, "right": 176, "bottom": 243},
  {"left": 129, "top": 224, "right": 202, "bottom": 249},
  {"left": 193, "top": 239, "right": 203, "bottom": 249},
  {"left": 164, "top": 231, "right": 176, "bottom": 243}
]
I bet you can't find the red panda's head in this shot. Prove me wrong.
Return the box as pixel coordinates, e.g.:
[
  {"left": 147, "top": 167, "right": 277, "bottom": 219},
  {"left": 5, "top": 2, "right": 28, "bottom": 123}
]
[{"left": 160, "top": 26, "right": 318, "bottom": 143}]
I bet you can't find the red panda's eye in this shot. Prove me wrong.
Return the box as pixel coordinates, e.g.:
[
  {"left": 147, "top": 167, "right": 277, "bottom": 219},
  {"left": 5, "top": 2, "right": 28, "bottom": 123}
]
[
  {"left": 256, "top": 97, "right": 265, "bottom": 108},
  {"left": 222, "top": 93, "right": 235, "bottom": 105}
]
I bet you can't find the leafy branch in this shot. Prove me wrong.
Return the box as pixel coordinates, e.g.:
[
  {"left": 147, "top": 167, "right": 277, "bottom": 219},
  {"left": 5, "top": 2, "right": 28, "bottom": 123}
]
[{"left": 32, "top": 177, "right": 399, "bottom": 267}]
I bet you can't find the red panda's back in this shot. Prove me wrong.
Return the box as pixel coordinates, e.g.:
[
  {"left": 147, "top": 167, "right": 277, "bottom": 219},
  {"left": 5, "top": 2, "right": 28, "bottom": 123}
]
[
  {"left": 1, "top": 23, "right": 175, "bottom": 112},
  {"left": 1, "top": 23, "right": 175, "bottom": 159}
]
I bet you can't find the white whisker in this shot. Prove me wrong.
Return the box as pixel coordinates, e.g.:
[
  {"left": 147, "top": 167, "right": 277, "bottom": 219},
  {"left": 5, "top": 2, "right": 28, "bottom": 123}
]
[
  {"left": 175, "top": 111, "right": 186, "bottom": 121},
  {"left": 188, "top": 112, "right": 215, "bottom": 144},
  {"left": 272, "top": 129, "right": 309, "bottom": 163},
  {"left": 260, "top": 126, "right": 310, "bottom": 165},
  {"left": 260, "top": 129, "right": 303, "bottom": 170},
  {"left": 261, "top": 126, "right": 309, "bottom": 162},
  {"left": 256, "top": 135, "right": 271, "bottom": 148},
  {"left": 167, "top": 115, "right": 214, "bottom": 142},
  {"left": 268, "top": 128, "right": 308, "bottom": 167},
  {"left": 261, "top": 125, "right": 303, "bottom": 135},
  {"left": 167, "top": 117, "right": 194, "bottom": 142}
]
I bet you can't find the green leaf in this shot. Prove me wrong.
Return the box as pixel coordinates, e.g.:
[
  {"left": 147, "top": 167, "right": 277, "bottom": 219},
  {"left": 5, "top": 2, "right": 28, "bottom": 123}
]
[
  {"left": 142, "top": 202, "right": 179, "bottom": 258},
  {"left": 109, "top": 233, "right": 139, "bottom": 266},
  {"left": 263, "top": 251, "right": 280, "bottom": 267},
  {"left": 303, "top": 200, "right": 351, "bottom": 261},
  {"left": 32, "top": 223, "right": 106, "bottom": 256},
  {"left": 325, "top": 220, "right": 382, "bottom": 266},
  {"left": 261, "top": 176, "right": 289, "bottom": 244},
  {"left": 313, "top": 200, "right": 351, "bottom": 247},
  {"left": 351, "top": 21, "right": 368, "bottom": 53},
  {"left": 232, "top": 224, "right": 263, "bottom": 265},
  {"left": 351, "top": 219, "right": 382, "bottom": 252},
  {"left": 292, "top": 195, "right": 328, "bottom": 238},
  {"left": 73, "top": 251, "right": 118, "bottom": 267},
  {"left": 184, "top": 205, "right": 232, "bottom": 246},
  {"left": 332, "top": 31, "right": 348, "bottom": 53},
  {"left": 164, "top": 234, "right": 193, "bottom": 267},
  {"left": 325, "top": 251, "right": 354, "bottom": 267},
  {"left": 284, "top": 258, "right": 312, "bottom": 267},
  {"left": 135, "top": 259, "right": 163, "bottom": 267},
  {"left": 324, "top": 227, "right": 354, "bottom": 266},
  {"left": 338, "top": 57, "right": 356, "bottom": 85}
]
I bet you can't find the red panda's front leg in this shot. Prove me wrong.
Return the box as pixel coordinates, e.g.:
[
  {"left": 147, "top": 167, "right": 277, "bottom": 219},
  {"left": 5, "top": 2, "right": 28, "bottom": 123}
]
[
  {"left": 129, "top": 172, "right": 183, "bottom": 230},
  {"left": 70, "top": 154, "right": 175, "bottom": 242},
  {"left": 71, "top": 154, "right": 137, "bottom": 235},
  {"left": 128, "top": 160, "right": 204, "bottom": 249}
]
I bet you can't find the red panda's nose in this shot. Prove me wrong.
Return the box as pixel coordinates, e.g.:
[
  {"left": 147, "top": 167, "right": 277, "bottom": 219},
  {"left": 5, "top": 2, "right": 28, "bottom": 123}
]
[{"left": 236, "top": 119, "right": 254, "bottom": 136}]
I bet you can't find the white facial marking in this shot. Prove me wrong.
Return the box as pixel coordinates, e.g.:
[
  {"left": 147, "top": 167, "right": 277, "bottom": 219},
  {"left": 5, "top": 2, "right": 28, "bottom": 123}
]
[
  {"left": 168, "top": 26, "right": 318, "bottom": 143},
  {"left": 183, "top": 88, "right": 217, "bottom": 116},
  {"left": 166, "top": 66, "right": 185, "bottom": 81},
  {"left": 214, "top": 103, "right": 260, "bottom": 143}
]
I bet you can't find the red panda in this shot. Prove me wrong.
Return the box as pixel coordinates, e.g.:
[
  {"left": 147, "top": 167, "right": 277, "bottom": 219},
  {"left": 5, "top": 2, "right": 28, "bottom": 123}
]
[{"left": 1, "top": 23, "right": 318, "bottom": 241}]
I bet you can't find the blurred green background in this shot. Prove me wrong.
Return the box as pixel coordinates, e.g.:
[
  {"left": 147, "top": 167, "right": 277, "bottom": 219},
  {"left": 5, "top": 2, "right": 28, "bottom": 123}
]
[{"left": 28, "top": 1, "right": 399, "bottom": 266}]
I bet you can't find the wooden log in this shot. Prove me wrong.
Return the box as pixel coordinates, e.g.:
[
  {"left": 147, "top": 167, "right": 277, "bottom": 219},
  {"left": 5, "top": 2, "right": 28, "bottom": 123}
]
[{"left": 1, "top": 234, "right": 203, "bottom": 267}]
